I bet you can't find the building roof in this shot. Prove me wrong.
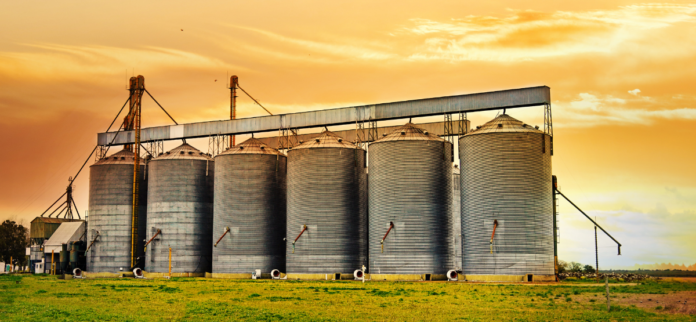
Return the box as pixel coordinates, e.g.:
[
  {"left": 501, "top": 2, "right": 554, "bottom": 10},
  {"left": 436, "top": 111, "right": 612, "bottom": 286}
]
[
  {"left": 217, "top": 137, "right": 285, "bottom": 157},
  {"left": 466, "top": 114, "right": 544, "bottom": 136},
  {"left": 31, "top": 217, "right": 74, "bottom": 224},
  {"left": 371, "top": 122, "right": 446, "bottom": 145},
  {"left": 289, "top": 130, "right": 363, "bottom": 150},
  {"left": 92, "top": 148, "right": 136, "bottom": 166},
  {"left": 152, "top": 143, "right": 213, "bottom": 161},
  {"left": 44, "top": 221, "right": 85, "bottom": 253}
]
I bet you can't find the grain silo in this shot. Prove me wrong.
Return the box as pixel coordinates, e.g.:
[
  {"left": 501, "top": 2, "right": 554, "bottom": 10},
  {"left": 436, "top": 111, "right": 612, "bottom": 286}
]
[
  {"left": 145, "top": 143, "right": 214, "bottom": 275},
  {"left": 459, "top": 114, "right": 553, "bottom": 281},
  {"left": 368, "top": 123, "right": 453, "bottom": 276},
  {"left": 212, "top": 138, "right": 286, "bottom": 275},
  {"left": 286, "top": 131, "right": 367, "bottom": 276},
  {"left": 452, "top": 165, "right": 461, "bottom": 270},
  {"left": 87, "top": 148, "right": 147, "bottom": 273}
]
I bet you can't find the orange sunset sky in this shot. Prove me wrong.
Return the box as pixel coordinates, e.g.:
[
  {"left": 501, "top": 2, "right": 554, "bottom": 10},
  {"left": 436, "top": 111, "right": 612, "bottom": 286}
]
[{"left": 1, "top": 1, "right": 694, "bottom": 269}]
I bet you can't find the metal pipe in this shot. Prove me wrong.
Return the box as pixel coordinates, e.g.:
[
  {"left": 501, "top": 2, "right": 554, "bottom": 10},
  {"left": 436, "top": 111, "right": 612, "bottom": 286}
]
[
  {"left": 214, "top": 227, "right": 231, "bottom": 247},
  {"left": 144, "top": 229, "right": 161, "bottom": 252},
  {"left": 555, "top": 189, "right": 622, "bottom": 255},
  {"left": 39, "top": 192, "right": 67, "bottom": 217},
  {"left": 144, "top": 89, "right": 178, "bottom": 125},
  {"left": 46, "top": 201, "right": 68, "bottom": 218},
  {"left": 237, "top": 83, "right": 273, "bottom": 116},
  {"left": 292, "top": 225, "right": 308, "bottom": 254},
  {"left": 380, "top": 222, "right": 394, "bottom": 253},
  {"left": 490, "top": 220, "right": 498, "bottom": 254},
  {"left": 85, "top": 231, "right": 100, "bottom": 252},
  {"left": 230, "top": 76, "right": 238, "bottom": 148},
  {"left": 130, "top": 75, "right": 144, "bottom": 269}
]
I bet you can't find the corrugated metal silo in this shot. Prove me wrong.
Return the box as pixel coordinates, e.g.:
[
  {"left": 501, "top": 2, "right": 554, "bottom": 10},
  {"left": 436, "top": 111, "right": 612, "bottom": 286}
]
[
  {"left": 286, "top": 131, "right": 367, "bottom": 274},
  {"left": 368, "top": 123, "right": 454, "bottom": 274},
  {"left": 87, "top": 148, "right": 147, "bottom": 272},
  {"left": 213, "top": 138, "right": 286, "bottom": 274},
  {"left": 459, "top": 114, "right": 553, "bottom": 277},
  {"left": 145, "top": 143, "right": 214, "bottom": 274}
]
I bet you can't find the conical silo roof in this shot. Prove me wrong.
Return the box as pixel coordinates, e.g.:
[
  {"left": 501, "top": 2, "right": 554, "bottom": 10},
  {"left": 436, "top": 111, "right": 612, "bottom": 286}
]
[
  {"left": 371, "top": 123, "right": 446, "bottom": 144},
  {"left": 92, "top": 148, "right": 136, "bottom": 166},
  {"left": 218, "top": 137, "right": 285, "bottom": 156},
  {"left": 466, "top": 114, "right": 543, "bottom": 136},
  {"left": 153, "top": 143, "right": 213, "bottom": 161},
  {"left": 290, "top": 130, "right": 362, "bottom": 150}
]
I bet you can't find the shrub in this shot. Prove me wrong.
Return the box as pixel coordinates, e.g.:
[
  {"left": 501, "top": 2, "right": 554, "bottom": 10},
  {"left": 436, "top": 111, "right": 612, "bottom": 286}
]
[{"left": 583, "top": 265, "right": 596, "bottom": 274}]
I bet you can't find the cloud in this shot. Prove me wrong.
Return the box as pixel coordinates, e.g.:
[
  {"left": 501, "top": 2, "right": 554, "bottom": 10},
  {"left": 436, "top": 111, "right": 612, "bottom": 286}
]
[
  {"left": 559, "top": 206, "right": 696, "bottom": 268},
  {"left": 0, "top": 44, "right": 242, "bottom": 122},
  {"left": 400, "top": 4, "right": 696, "bottom": 62},
  {"left": 216, "top": 25, "right": 396, "bottom": 62},
  {"left": 628, "top": 88, "right": 641, "bottom": 96},
  {"left": 0, "top": 44, "right": 235, "bottom": 80},
  {"left": 555, "top": 92, "right": 696, "bottom": 127}
]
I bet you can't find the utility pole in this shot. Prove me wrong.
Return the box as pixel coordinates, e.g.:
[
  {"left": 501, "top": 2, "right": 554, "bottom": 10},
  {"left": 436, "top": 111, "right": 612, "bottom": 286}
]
[
  {"left": 595, "top": 223, "right": 599, "bottom": 282},
  {"left": 229, "top": 75, "right": 238, "bottom": 148}
]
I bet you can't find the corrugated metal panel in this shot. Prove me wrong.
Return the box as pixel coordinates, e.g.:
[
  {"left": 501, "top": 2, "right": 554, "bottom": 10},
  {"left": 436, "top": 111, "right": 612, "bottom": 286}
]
[
  {"left": 98, "top": 86, "right": 549, "bottom": 145},
  {"left": 30, "top": 217, "right": 75, "bottom": 240},
  {"left": 459, "top": 114, "right": 553, "bottom": 276},
  {"left": 145, "top": 143, "right": 214, "bottom": 273},
  {"left": 44, "top": 222, "right": 85, "bottom": 253},
  {"left": 286, "top": 131, "right": 368, "bottom": 273},
  {"left": 368, "top": 124, "right": 454, "bottom": 274},
  {"left": 87, "top": 149, "right": 147, "bottom": 273},
  {"left": 213, "top": 138, "right": 287, "bottom": 273}
]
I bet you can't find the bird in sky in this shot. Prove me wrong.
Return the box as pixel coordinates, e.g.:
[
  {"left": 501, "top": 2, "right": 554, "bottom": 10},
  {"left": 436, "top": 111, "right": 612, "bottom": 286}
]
[
  {"left": 181, "top": 29, "right": 183, "bottom": 31},
  {"left": 214, "top": 79, "right": 217, "bottom": 82}
]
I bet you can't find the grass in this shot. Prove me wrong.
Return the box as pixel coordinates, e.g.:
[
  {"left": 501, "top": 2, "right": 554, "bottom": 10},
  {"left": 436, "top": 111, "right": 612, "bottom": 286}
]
[{"left": 0, "top": 274, "right": 695, "bottom": 321}]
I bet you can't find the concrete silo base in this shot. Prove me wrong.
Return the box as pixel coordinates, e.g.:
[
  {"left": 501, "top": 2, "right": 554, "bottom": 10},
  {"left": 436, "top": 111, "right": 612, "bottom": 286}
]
[
  {"left": 369, "top": 274, "right": 448, "bottom": 281},
  {"left": 143, "top": 271, "right": 206, "bottom": 278},
  {"left": 285, "top": 273, "right": 357, "bottom": 281},
  {"left": 463, "top": 274, "right": 556, "bottom": 282},
  {"left": 83, "top": 272, "right": 135, "bottom": 278},
  {"left": 209, "top": 272, "right": 284, "bottom": 279}
]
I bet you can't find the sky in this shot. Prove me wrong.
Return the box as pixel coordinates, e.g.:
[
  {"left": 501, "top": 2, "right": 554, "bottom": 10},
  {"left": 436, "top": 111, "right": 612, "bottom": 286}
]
[{"left": 1, "top": 1, "right": 694, "bottom": 270}]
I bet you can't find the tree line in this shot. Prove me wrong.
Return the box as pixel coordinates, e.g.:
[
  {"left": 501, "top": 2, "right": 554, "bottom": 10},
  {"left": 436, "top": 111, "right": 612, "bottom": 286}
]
[{"left": 557, "top": 260, "right": 596, "bottom": 274}]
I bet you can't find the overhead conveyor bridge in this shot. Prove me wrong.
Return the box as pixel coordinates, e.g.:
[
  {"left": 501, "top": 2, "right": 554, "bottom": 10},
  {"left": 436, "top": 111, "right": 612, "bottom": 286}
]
[{"left": 97, "top": 86, "right": 551, "bottom": 146}]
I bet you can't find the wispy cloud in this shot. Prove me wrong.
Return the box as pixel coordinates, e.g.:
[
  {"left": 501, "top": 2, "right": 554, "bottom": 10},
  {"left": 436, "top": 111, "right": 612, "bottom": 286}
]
[
  {"left": 0, "top": 44, "right": 235, "bottom": 79},
  {"left": 218, "top": 25, "right": 396, "bottom": 62},
  {"left": 628, "top": 88, "right": 641, "bottom": 96},
  {"left": 400, "top": 4, "right": 696, "bottom": 62},
  {"left": 554, "top": 92, "right": 696, "bottom": 127}
]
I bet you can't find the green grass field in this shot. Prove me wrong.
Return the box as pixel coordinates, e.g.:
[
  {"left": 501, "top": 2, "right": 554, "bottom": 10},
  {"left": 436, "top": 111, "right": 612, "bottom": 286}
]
[{"left": 1, "top": 274, "right": 695, "bottom": 321}]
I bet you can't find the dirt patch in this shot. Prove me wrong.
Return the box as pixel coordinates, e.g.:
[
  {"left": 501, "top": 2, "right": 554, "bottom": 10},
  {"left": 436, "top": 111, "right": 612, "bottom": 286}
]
[
  {"left": 663, "top": 277, "right": 696, "bottom": 283},
  {"left": 574, "top": 291, "right": 696, "bottom": 315}
]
